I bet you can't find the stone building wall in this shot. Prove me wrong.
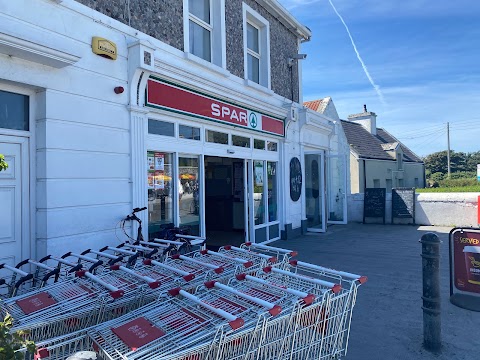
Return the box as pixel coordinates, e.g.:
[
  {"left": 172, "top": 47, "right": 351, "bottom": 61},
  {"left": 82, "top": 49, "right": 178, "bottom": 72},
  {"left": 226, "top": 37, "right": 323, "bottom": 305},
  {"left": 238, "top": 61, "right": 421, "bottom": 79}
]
[
  {"left": 75, "top": 0, "right": 300, "bottom": 102},
  {"left": 76, "top": 0, "right": 184, "bottom": 50}
]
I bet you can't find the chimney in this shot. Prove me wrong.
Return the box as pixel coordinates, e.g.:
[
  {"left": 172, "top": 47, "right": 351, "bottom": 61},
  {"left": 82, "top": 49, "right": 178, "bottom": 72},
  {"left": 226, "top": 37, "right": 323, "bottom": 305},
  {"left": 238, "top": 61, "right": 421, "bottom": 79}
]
[{"left": 348, "top": 105, "right": 377, "bottom": 135}]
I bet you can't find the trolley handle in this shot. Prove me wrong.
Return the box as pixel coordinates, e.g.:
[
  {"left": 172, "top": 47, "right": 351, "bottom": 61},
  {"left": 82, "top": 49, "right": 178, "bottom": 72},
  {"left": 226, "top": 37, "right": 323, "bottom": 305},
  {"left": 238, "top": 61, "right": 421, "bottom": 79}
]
[
  {"left": 111, "top": 245, "right": 137, "bottom": 256},
  {"left": 223, "top": 246, "right": 277, "bottom": 263},
  {"left": 0, "top": 263, "right": 30, "bottom": 277},
  {"left": 143, "top": 259, "right": 195, "bottom": 281},
  {"left": 139, "top": 241, "right": 169, "bottom": 249},
  {"left": 168, "top": 288, "right": 244, "bottom": 330},
  {"left": 75, "top": 270, "right": 124, "bottom": 299},
  {"left": 264, "top": 267, "right": 342, "bottom": 293},
  {"left": 62, "top": 252, "right": 104, "bottom": 265},
  {"left": 171, "top": 254, "right": 224, "bottom": 274},
  {"left": 122, "top": 244, "right": 159, "bottom": 259},
  {"left": 200, "top": 250, "right": 254, "bottom": 268},
  {"left": 236, "top": 273, "right": 317, "bottom": 304},
  {"left": 84, "top": 249, "right": 124, "bottom": 265},
  {"left": 244, "top": 242, "right": 298, "bottom": 257},
  {"left": 49, "top": 256, "right": 83, "bottom": 273},
  {"left": 109, "top": 265, "right": 160, "bottom": 289},
  {"left": 289, "top": 260, "right": 368, "bottom": 284},
  {"left": 154, "top": 238, "right": 184, "bottom": 246},
  {"left": 205, "top": 281, "right": 282, "bottom": 316},
  {"left": 174, "top": 234, "right": 206, "bottom": 246}
]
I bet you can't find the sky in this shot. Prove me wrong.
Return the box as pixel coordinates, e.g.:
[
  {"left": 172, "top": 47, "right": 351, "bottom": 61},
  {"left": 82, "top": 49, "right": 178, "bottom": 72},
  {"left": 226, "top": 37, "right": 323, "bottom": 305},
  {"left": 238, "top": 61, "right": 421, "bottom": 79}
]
[{"left": 280, "top": 0, "right": 480, "bottom": 157}]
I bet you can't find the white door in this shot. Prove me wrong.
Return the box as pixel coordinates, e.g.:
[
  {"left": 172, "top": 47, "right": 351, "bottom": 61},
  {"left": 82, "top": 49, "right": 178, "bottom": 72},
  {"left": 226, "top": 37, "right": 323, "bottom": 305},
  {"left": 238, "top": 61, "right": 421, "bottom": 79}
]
[
  {"left": 327, "top": 155, "right": 348, "bottom": 224},
  {"left": 0, "top": 137, "right": 29, "bottom": 266},
  {"left": 305, "top": 152, "right": 326, "bottom": 232}
]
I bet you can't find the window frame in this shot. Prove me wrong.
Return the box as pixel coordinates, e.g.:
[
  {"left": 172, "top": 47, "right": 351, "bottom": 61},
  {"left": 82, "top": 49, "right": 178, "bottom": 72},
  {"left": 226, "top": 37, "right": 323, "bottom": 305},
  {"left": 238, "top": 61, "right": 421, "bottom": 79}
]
[
  {"left": 183, "top": 0, "right": 226, "bottom": 68},
  {"left": 242, "top": 3, "right": 271, "bottom": 89}
]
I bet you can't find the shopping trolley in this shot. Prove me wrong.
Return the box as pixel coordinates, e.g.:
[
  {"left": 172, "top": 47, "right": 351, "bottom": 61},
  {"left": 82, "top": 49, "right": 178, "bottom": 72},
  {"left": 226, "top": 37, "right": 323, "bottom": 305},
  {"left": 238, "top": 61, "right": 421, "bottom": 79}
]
[
  {"left": 1, "top": 265, "right": 163, "bottom": 342},
  {"left": 218, "top": 245, "right": 282, "bottom": 269},
  {"left": 0, "top": 263, "right": 34, "bottom": 298},
  {"left": 240, "top": 242, "right": 298, "bottom": 263},
  {"left": 89, "top": 288, "right": 247, "bottom": 360}
]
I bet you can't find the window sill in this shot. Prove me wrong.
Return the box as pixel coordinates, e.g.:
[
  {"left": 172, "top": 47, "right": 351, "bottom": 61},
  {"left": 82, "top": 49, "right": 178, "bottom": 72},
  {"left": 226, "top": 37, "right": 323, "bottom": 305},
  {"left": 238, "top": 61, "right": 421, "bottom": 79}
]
[
  {"left": 243, "top": 79, "right": 274, "bottom": 96},
  {"left": 183, "top": 52, "right": 230, "bottom": 78}
]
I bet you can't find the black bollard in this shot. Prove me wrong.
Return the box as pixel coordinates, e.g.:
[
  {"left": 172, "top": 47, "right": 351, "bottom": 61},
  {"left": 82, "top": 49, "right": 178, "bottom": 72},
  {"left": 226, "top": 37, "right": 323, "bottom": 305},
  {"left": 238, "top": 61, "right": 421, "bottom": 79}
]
[{"left": 420, "top": 232, "right": 442, "bottom": 352}]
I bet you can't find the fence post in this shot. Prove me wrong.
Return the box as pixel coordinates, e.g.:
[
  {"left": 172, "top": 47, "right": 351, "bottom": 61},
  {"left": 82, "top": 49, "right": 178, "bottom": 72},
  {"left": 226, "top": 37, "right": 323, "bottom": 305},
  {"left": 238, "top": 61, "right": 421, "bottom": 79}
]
[{"left": 420, "top": 232, "right": 442, "bottom": 352}]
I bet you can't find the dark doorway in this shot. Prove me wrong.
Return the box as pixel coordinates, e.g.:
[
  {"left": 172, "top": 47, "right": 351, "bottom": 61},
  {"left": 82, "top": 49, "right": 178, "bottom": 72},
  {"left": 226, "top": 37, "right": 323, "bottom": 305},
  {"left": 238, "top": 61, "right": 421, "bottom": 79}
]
[{"left": 204, "top": 156, "right": 246, "bottom": 250}]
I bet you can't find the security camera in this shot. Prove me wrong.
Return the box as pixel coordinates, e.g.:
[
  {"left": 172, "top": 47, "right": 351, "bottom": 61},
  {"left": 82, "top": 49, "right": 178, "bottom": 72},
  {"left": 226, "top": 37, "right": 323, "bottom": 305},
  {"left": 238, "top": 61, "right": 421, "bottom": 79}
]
[
  {"left": 293, "top": 54, "right": 307, "bottom": 60},
  {"left": 288, "top": 54, "right": 307, "bottom": 67}
]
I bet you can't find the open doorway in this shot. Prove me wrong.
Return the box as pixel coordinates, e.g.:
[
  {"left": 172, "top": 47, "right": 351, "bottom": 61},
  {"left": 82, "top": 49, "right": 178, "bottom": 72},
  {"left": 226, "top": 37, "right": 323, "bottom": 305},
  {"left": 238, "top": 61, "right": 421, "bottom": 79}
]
[{"left": 204, "top": 156, "right": 246, "bottom": 250}]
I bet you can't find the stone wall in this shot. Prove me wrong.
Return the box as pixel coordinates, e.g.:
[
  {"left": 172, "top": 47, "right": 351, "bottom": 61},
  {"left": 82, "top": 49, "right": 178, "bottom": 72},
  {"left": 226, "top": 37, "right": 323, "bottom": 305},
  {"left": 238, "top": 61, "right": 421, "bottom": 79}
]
[
  {"left": 76, "top": 0, "right": 300, "bottom": 102},
  {"left": 226, "top": 0, "right": 299, "bottom": 102},
  {"left": 348, "top": 192, "right": 480, "bottom": 227},
  {"left": 76, "top": 0, "right": 184, "bottom": 50}
]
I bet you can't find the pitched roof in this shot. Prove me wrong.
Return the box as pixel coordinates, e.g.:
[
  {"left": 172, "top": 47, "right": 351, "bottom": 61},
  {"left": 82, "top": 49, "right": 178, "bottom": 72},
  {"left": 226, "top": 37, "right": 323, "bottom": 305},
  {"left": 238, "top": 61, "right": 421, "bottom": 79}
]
[
  {"left": 340, "top": 121, "right": 423, "bottom": 163},
  {"left": 341, "top": 120, "right": 394, "bottom": 161},
  {"left": 376, "top": 128, "right": 423, "bottom": 162},
  {"left": 304, "top": 97, "right": 330, "bottom": 113}
]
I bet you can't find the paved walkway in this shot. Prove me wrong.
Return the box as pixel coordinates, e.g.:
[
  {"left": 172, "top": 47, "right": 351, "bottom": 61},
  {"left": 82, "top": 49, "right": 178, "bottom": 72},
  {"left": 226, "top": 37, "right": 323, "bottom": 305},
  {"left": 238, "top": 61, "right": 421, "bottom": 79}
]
[{"left": 272, "top": 223, "right": 478, "bottom": 360}]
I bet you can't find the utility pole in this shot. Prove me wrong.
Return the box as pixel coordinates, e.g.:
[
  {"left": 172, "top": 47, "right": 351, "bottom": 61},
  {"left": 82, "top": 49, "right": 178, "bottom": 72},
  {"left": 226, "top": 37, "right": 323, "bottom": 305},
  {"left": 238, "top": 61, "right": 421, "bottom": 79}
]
[{"left": 447, "top": 122, "right": 451, "bottom": 178}]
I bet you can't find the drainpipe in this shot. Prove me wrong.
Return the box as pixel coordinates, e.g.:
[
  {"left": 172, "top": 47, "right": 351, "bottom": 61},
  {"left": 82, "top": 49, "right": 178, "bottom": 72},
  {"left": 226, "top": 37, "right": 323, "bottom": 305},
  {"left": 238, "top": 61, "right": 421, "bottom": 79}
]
[{"left": 363, "top": 159, "right": 367, "bottom": 192}]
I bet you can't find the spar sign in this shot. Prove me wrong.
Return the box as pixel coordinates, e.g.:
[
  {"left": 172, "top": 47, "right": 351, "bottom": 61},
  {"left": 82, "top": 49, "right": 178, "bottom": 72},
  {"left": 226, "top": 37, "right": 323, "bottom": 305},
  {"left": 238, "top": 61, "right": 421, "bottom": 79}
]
[
  {"left": 449, "top": 228, "right": 480, "bottom": 311},
  {"left": 146, "top": 77, "right": 285, "bottom": 136}
]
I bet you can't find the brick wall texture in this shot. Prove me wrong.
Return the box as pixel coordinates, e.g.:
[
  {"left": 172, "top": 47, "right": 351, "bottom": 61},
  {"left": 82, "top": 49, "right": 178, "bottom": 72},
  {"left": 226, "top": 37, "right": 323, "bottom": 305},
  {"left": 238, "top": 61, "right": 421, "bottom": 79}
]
[{"left": 75, "top": 0, "right": 299, "bottom": 102}]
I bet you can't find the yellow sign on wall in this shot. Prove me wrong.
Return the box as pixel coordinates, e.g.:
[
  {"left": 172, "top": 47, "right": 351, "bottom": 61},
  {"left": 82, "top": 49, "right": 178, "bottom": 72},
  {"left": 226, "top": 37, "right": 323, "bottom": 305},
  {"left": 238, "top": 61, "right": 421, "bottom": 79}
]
[{"left": 92, "top": 37, "right": 117, "bottom": 60}]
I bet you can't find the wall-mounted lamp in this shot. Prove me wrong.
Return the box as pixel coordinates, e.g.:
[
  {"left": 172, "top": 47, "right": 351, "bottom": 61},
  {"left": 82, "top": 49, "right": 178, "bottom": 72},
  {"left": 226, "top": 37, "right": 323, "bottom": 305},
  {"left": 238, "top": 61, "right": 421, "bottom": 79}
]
[
  {"left": 114, "top": 86, "right": 124, "bottom": 94},
  {"left": 288, "top": 53, "right": 307, "bottom": 67}
]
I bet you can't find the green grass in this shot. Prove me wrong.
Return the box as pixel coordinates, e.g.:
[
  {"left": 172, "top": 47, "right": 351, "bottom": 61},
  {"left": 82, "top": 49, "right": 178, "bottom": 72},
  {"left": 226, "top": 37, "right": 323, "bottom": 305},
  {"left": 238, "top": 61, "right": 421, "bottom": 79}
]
[{"left": 417, "top": 186, "right": 480, "bottom": 193}]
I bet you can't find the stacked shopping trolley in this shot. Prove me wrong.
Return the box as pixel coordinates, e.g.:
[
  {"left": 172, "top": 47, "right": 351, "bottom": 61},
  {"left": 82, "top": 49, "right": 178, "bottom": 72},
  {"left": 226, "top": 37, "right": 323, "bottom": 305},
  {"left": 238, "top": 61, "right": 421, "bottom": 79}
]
[{"left": 0, "top": 240, "right": 366, "bottom": 360}]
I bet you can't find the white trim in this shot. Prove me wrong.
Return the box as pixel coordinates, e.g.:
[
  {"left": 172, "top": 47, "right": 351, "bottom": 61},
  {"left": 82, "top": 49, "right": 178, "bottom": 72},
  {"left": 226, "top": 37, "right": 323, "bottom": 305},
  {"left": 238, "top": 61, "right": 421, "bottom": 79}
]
[
  {"left": 243, "top": 3, "right": 271, "bottom": 90},
  {"left": 255, "top": 0, "right": 311, "bottom": 40},
  {"left": 183, "top": 0, "right": 226, "bottom": 69},
  {"left": 0, "top": 15, "right": 81, "bottom": 68},
  {"left": 0, "top": 82, "right": 36, "bottom": 260}
]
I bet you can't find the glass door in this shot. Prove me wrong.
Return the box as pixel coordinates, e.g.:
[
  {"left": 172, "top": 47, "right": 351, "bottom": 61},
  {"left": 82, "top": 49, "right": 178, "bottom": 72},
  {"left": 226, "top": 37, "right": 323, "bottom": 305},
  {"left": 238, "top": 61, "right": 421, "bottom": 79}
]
[
  {"left": 305, "top": 152, "right": 326, "bottom": 232},
  {"left": 327, "top": 154, "right": 347, "bottom": 224}
]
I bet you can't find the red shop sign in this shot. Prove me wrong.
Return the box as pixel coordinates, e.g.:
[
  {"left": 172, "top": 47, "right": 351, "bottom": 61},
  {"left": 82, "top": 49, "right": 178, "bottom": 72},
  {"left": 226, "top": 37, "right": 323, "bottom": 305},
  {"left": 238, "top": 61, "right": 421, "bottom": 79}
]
[
  {"left": 146, "top": 77, "right": 285, "bottom": 137},
  {"left": 449, "top": 228, "right": 480, "bottom": 311}
]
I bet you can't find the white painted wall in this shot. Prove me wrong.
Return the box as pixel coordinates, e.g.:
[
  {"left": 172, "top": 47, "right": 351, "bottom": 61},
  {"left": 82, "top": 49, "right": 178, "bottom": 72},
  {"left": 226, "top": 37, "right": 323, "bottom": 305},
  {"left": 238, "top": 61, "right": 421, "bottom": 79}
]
[
  {"left": 348, "top": 193, "right": 480, "bottom": 227},
  {"left": 1, "top": 0, "right": 132, "bottom": 257}
]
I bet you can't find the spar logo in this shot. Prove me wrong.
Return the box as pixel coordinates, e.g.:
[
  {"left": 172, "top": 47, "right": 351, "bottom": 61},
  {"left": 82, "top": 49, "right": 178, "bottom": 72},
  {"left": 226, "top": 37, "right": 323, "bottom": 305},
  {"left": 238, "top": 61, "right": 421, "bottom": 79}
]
[{"left": 249, "top": 113, "right": 258, "bottom": 128}]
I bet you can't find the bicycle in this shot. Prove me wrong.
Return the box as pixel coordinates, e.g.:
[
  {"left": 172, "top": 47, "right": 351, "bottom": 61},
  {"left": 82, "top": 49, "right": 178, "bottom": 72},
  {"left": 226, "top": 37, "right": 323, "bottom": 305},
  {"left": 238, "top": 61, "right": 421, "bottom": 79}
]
[{"left": 120, "top": 207, "right": 147, "bottom": 244}]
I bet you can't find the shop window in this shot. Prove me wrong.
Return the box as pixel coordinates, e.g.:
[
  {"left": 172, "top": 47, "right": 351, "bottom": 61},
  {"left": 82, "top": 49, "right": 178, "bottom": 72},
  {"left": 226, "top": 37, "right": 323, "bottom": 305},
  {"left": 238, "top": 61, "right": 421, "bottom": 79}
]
[
  {"left": 184, "top": 0, "right": 225, "bottom": 67},
  {"left": 179, "top": 124, "right": 200, "bottom": 140},
  {"left": 206, "top": 129, "right": 228, "bottom": 144},
  {"left": 267, "top": 162, "right": 277, "bottom": 222},
  {"left": 232, "top": 135, "right": 250, "bottom": 148},
  {"left": 148, "top": 119, "right": 175, "bottom": 137},
  {"left": 147, "top": 152, "right": 174, "bottom": 239},
  {"left": 179, "top": 155, "right": 201, "bottom": 236},
  {"left": 254, "top": 139, "right": 265, "bottom": 150},
  {"left": 267, "top": 141, "right": 277, "bottom": 152},
  {"left": 254, "top": 161, "right": 265, "bottom": 225},
  {"left": 373, "top": 179, "right": 380, "bottom": 188},
  {"left": 243, "top": 3, "right": 270, "bottom": 88},
  {"left": 0, "top": 90, "right": 29, "bottom": 131}
]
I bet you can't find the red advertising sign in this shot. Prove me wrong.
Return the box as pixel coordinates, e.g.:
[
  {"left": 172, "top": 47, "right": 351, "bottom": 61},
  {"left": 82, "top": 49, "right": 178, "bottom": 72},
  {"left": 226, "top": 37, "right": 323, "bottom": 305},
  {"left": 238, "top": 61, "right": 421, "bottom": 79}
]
[
  {"left": 146, "top": 77, "right": 285, "bottom": 136},
  {"left": 452, "top": 230, "right": 480, "bottom": 293}
]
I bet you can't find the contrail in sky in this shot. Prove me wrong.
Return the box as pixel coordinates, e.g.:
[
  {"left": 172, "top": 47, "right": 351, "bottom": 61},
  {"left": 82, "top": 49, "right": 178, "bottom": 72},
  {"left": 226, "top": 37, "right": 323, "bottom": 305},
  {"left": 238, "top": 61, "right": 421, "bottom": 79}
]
[{"left": 327, "top": 0, "right": 387, "bottom": 106}]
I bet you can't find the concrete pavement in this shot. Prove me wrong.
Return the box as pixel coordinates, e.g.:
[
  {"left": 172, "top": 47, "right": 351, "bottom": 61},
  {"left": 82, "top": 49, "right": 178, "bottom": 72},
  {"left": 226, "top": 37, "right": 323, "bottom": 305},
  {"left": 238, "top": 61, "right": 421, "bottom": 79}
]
[{"left": 272, "top": 223, "right": 478, "bottom": 360}]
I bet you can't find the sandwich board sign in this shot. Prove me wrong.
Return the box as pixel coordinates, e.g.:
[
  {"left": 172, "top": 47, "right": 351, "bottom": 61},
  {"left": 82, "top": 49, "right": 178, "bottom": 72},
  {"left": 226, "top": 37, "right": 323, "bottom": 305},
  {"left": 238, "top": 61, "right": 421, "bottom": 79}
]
[{"left": 449, "top": 228, "right": 480, "bottom": 311}]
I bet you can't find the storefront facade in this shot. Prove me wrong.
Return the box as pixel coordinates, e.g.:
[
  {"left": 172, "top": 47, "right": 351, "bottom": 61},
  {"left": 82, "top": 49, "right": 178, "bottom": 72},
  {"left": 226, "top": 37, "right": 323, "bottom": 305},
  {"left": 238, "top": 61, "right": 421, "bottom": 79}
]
[{"left": 0, "top": 0, "right": 348, "bottom": 261}]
